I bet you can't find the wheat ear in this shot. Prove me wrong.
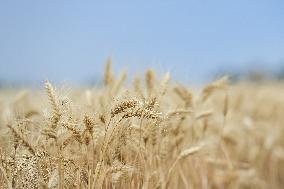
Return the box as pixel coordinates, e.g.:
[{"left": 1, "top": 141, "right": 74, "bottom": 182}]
[
  {"left": 201, "top": 76, "right": 228, "bottom": 102},
  {"left": 167, "top": 143, "right": 204, "bottom": 183},
  {"left": 104, "top": 57, "right": 114, "bottom": 86},
  {"left": 7, "top": 124, "right": 36, "bottom": 155},
  {"left": 112, "top": 71, "right": 127, "bottom": 95},
  {"left": 174, "top": 86, "right": 193, "bottom": 107},
  {"left": 111, "top": 99, "right": 139, "bottom": 118},
  {"left": 145, "top": 69, "right": 154, "bottom": 97},
  {"left": 45, "top": 81, "right": 61, "bottom": 129}
]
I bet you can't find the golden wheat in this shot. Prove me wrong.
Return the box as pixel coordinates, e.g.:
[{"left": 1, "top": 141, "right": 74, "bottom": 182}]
[{"left": 0, "top": 64, "right": 283, "bottom": 189}]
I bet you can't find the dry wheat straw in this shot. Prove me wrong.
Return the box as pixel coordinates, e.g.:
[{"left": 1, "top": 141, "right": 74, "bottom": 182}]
[
  {"left": 195, "top": 110, "right": 213, "bottom": 120},
  {"left": 167, "top": 143, "right": 204, "bottom": 183},
  {"left": 0, "top": 164, "right": 12, "bottom": 189},
  {"left": 167, "top": 110, "right": 193, "bottom": 117}
]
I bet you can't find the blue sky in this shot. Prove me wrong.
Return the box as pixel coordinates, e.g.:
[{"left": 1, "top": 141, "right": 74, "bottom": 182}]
[{"left": 0, "top": 0, "right": 284, "bottom": 84}]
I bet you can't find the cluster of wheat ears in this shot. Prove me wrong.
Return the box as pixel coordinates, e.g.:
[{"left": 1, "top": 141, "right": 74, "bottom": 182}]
[{"left": 0, "top": 59, "right": 284, "bottom": 189}]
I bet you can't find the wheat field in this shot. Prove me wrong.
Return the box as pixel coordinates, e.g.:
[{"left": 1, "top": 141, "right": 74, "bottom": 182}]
[{"left": 0, "top": 61, "right": 284, "bottom": 189}]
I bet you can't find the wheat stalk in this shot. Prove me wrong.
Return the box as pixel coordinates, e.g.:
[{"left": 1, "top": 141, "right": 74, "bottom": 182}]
[{"left": 0, "top": 164, "right": 12, "bottom": 189}]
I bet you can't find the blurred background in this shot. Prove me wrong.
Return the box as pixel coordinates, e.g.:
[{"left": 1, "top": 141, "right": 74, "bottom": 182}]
[{"left": 0, "top": 0, "right": 284, "bottom": 87}]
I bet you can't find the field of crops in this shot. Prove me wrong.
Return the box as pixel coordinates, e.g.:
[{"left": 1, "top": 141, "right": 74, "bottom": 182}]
[{"left": 0, "top": 61, "right": 283, "bottom": 189}]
